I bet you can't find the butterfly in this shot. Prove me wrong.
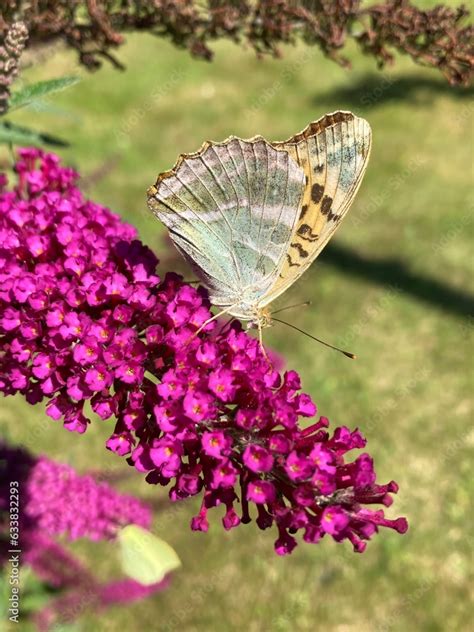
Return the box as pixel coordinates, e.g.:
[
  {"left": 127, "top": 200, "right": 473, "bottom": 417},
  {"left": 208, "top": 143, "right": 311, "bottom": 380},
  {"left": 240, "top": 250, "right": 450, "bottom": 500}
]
[{"left": 147, "top": 111, "right": 371, "bottom": 346}]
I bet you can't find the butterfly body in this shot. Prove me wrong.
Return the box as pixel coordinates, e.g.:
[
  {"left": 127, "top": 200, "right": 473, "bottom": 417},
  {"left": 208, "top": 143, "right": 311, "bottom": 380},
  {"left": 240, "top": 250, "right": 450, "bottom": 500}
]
[{"left": 148, "top": 112, "right": 371, "bottom": 330}]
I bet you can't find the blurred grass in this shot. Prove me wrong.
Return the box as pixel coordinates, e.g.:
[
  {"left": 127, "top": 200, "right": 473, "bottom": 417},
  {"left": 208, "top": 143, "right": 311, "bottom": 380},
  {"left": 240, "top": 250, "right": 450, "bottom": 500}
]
[{"left": 1, "top": 25, "right": 473, "bottom": 632}]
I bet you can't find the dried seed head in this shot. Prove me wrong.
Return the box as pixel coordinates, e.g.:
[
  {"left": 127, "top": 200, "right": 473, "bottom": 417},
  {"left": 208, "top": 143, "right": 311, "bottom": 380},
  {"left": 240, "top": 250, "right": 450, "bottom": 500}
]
[
  {"left": 4, "top": 21, "right": 28, "bottom": 59},
  {"left": 0, "top": 21, "right": 29, "bottom": 115}
]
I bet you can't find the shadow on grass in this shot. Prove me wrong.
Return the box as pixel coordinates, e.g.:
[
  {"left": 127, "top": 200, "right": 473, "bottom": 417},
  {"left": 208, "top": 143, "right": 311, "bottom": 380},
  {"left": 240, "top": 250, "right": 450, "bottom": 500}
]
[
  {"left": 320, "top": 243, "right": 474, "bottom": 319},
  {"left": 315, "top": 74, "right": 474, "bottom": 110}
]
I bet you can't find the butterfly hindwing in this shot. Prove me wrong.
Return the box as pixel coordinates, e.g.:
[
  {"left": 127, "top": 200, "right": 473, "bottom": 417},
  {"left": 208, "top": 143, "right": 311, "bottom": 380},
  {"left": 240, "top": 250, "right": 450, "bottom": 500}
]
[
  {"left": 147, "top": 137, "right": 306, "bottom": 316},
  {"left": 263, "top": 111, "right": 371, "bottom": 305}
]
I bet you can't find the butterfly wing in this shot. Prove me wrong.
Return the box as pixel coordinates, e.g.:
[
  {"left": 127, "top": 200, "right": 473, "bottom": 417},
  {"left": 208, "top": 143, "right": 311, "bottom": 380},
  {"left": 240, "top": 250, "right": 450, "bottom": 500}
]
[
  {"left": 261, "top": 111, "right": 371, "bottom": 305},
  {"left": 147, "top": 137, "right": 305, "bottom": 318}
]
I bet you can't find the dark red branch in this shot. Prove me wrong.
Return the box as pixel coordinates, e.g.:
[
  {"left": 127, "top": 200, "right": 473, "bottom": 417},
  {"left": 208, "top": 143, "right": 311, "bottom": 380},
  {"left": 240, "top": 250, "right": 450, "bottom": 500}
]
[{"left": 0, "top": 1, "right": 472, "bottom": 85}]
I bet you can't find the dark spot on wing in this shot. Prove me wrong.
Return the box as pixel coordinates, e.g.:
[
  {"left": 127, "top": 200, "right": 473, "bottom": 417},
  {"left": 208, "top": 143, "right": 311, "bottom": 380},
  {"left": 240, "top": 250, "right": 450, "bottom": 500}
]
[
  {"left": 321, "top": 195, "right": 333, "bottom": 216},
  {"left": 320, "top": 195, "right": 341, "bottom": 222},
  {"left": 321, "top": 195, "right": 341, "bottom": 222},
  {"left": 300, "top": 204, "right": 309, "bottom": 220},
  {"left": 286, "top": 254, "right": 300, "bottom": 267},
  {"left": 297, "top": 223, "right": 319, "bottom": 242},
  {"left": 311, "top": 183, "right": 324, "bottom": 203},
  {"left": 291, "top": 243, "right": 309, "bottom": 257},
  {"left": 314, "top": 163, "right": 324, "bottom": 174}
]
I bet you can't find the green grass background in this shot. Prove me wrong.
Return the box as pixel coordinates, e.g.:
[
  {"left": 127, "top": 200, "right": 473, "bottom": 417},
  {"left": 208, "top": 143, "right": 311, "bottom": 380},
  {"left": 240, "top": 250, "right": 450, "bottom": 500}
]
[{"left": 1, "top": 18, "right": 473, "bottom": 632}]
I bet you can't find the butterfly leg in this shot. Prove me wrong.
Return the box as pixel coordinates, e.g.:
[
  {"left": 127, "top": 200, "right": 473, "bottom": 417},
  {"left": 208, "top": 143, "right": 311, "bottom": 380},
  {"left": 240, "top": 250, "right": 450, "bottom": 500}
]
[
  {"left": 257, "top": 319, "right": 272, "bottom": 367},
  {"left": 217, "top": 317, "right": 236, "bottom": 336},
  {"left": 187, "top": 305, "right": 237, "bottom": 342}
]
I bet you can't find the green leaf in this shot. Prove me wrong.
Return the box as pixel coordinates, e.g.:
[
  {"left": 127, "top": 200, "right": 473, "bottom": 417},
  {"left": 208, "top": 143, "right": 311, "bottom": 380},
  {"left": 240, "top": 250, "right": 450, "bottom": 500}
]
[
  {"left": 0, "top": 121, "right": 69, "bottom": 147},
  {"left": 117, "top": 525, "right": 181, "bottom": 586},
  {"left": 8, "top": 76, "right": 80, "bottom": 112}
]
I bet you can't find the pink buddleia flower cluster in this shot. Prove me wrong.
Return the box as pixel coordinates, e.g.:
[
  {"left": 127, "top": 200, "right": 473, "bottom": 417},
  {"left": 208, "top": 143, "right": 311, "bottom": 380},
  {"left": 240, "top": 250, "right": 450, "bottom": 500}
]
[
  {"left": 25, "top": 457, "right": 151, "bottom": 540},
  {"left": 0, "top": 148, "right": 408, "bottom": 555},
  {"left": 0, "top": 442, "right": 151, "bottom": 545},
  {"left": 0, "top": 442, "right": 167, "bottom": 630}
]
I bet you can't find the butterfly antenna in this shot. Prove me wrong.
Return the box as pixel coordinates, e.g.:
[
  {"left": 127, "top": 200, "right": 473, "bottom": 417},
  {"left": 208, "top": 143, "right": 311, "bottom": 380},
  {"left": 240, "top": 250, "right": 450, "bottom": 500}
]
[
  {"left": 271, "top": 317, "right": 356, "bottom": 359},
  {"left": 271, "top": 301, "right": 312, "bottom": 315}
]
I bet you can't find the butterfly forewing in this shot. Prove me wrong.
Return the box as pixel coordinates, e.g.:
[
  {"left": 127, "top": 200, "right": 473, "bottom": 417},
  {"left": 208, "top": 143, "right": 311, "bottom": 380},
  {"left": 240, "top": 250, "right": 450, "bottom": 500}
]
[
  {"left": 263, "top": 112, "right": 371, "bottom": 304},
  {"left": 147, "top": 137, "right": 306, "bottom": 317}
]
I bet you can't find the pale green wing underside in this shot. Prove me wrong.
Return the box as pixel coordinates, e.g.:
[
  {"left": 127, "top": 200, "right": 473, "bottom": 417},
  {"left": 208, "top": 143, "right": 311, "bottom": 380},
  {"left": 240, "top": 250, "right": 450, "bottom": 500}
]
[{"left": 148, "top": 137, "right": 305, "bottom": 318}]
